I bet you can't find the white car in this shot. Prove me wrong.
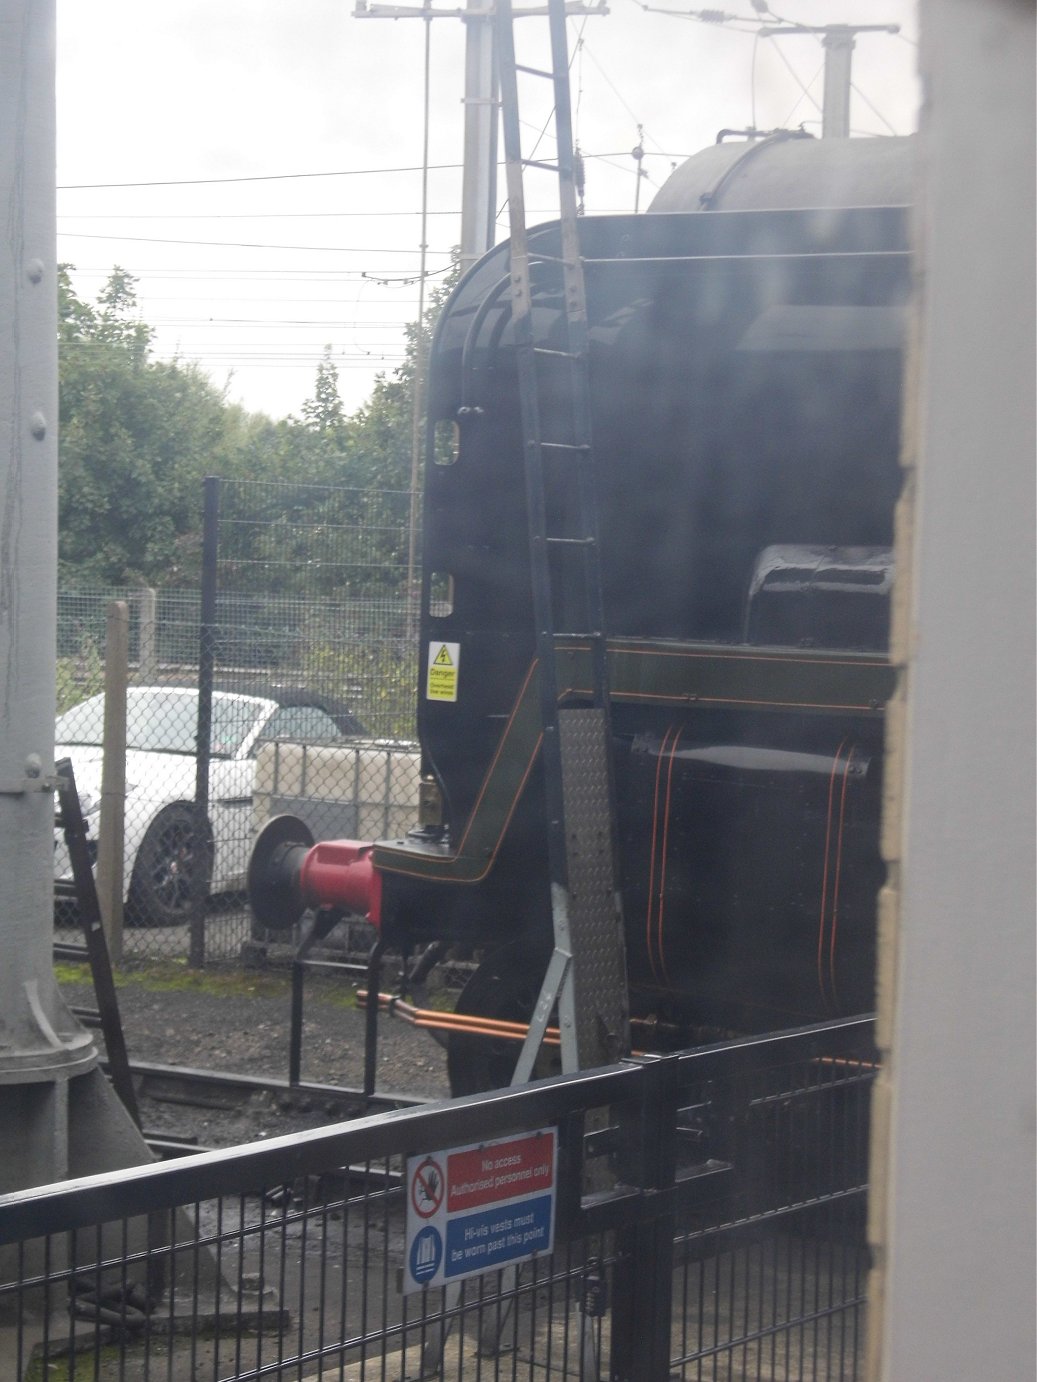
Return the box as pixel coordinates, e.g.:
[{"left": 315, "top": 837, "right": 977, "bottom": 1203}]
[{"left": 54, "top": 686, "right": 365, "bottom": 926}]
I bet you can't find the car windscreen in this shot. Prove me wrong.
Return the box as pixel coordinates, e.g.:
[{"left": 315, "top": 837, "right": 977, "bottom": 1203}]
[{"left": 55, "top": 691, "right": 263, "bottom": 757}]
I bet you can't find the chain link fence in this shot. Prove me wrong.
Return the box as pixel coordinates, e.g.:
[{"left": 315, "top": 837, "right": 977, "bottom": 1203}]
[
  {"left": 55, "top": 477, "right": 423, "bottom": 967},
  {"left": 210, "top": 477, "right": 418, "bottom": 742}
]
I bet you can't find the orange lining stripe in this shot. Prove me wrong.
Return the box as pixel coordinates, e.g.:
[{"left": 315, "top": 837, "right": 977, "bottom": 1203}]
[
  {"left": 828, "top": 743, "right": 858, "bottom": 1012},
  {"left": 454, "top": 657, "right": 540, "bottom": 859},
  {"left": 379, "top": 734, "right": 542, "bottom": 886},
  {"left": 818, "top": 740, "right": 850, "bottom": 1014},
  {"left": 645, "top": 725, "right": 676, "bottom": 989},
  {"left": 656, "top": 727, "right": 683, "bottom": 992},
  {"left": 559, "top": 642, "right": 889, "bottom": 670},
  {"left": 382, "top": 644, "right": 883, "bottom": 887},
  {"left": 378, "top": 658, "right": 542, "bottom": 885}
]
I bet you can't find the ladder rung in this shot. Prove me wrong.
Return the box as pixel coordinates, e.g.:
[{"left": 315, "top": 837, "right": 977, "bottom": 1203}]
[
  {"left": 515, "top": 62, "right": 554, "bottom": 80},
  {"left": 553, "top": 631, "right": 605, "bottom": 641},
  {"left": 545, "top": 535, "right": 595, "bottom": 547},
  {"left": 540, "top": 440, "right": 589, "bottom": 452},
  {"left": 533, "top": 347, "right": 581, "bottom": 359},
  {"left": 522, "top": 158, "right": 560, "bottom": 174}
]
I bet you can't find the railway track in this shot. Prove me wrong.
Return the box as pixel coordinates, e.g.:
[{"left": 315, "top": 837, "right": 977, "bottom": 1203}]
[{"left": 122, "top": 1058, "right": 431, "bottom": 1157}]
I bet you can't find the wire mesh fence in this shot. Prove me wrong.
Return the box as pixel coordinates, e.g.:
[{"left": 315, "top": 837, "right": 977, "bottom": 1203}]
[
  {"left": 0, "top": 1020, "right": 876, "bottom": 1382},
  {"left": 211, "top": 477, "right": 419, "bottom": 743},
  {"left": 57, "top": 587, "right": 415, "bottom": 739},
  {"left": 54, "top": 476, "right": 423, "bottom": 965}
]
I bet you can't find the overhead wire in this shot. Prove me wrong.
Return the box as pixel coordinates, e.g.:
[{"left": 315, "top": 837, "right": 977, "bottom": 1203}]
[
  {"left": 776, "top": 58, "right": 825, "bottom": 128},
  {"left": 630, "top": 1, "right": 761, "bottom": 36},
  {"left": 59, "top": 232, "right": 454, "bottom": 255},
  {"left": 765, "top": 34, "right": 824, "bottom": 119},
  {"left": 626, "top": 0, "right": 904, "bottom": 143},
  {"left": 57, "top": 209, "right": 491, "bottom": 221},
  {"left": 850, "top": 81, "right": 900, "bottom": 137},
  {"left": 59, "top": 5, "right": 910, "bottom": 418},
  {"left": 58, "top": 164, "right": 464, "bottom": 190}
]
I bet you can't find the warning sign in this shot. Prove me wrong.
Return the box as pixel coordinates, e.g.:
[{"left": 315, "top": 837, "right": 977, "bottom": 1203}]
[
  {"left": 410, "top": 1156, "right": 445, "bottom": 1218},
  {"left": 403, "top": 1128, "right": 556, "bottom": 1294},
  {"left": 426, "top": 641, "right": 460, "bottom": 702}
]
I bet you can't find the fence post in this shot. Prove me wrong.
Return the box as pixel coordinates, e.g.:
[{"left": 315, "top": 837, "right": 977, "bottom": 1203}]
[
  {"left": 137, "top": 586, "right": 158, "bottom": 684},
  {"left": 97, "top": 600, "right": 128, "bottom": 964},
  {"left": 190, "top": 477, "right": 220, "bottom": 969},
  {"left": 609, "top": 1054, "right": 680, "bottom": 1382}
]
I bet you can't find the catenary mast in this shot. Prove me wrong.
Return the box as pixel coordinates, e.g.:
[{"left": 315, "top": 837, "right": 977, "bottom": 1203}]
[{"left": 0, "top": 0, "right": 150, "bottom": 1206}]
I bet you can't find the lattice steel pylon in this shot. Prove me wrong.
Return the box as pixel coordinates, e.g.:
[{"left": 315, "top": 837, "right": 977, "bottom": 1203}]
[{"left": 496, "top": 0, "right": 630, "bottom": 1080}]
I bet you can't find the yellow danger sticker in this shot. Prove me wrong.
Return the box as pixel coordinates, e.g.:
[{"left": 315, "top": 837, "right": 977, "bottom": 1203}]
[{"left": 426, "top": 641, "right": 460, "bottom": 702}]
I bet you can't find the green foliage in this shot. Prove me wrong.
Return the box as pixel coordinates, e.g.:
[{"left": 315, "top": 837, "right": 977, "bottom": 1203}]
[
  {"left": 59, "top": 266, "right": 248, "bottom": 587},
  {"left": 57, "top": 255, "right": 462, "bottom": 600},
  {"left": 342, "top": 258, "right": 460, "bottom": 492},
  {"left": 302, "top": 636, "right": 418, "bottom": 740},
  {"left": 55, "top": 634, "right": 104, "bottom": 713},
  {"left": 300, "top": 345, "right": 348, "bottom": 443}
]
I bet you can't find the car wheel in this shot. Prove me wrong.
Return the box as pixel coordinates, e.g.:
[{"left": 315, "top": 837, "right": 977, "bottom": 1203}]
[{"left": 128, "top": 804, "right": 213, "bottom": 928}]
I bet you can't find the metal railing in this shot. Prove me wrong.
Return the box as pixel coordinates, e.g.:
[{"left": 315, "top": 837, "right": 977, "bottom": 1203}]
[{"left": 0, "top": 1017, "right": 876, "bottom": 1381}]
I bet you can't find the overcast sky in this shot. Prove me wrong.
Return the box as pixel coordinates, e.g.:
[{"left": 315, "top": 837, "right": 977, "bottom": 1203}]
[{"left": 55, "top": 0, "right": 920, "bottom": 422}]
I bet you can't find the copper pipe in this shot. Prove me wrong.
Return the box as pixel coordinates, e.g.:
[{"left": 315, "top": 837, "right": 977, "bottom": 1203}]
[{"left": 358, "top": 990, "right": 561, "bottom": 1045}]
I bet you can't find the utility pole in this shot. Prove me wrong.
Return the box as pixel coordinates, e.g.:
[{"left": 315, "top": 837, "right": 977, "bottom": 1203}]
[
  {"left": 354, "top": 1, "right": 606, "bottom": 269},
  {"left": 459, "top": 0, "right": 498, "bottom": 272},
  {"left": 766, "top": 22, "right": 900, "bottom": 138},
  {"left": 354, "top": 0, "right": 607, "bottom": 622},
  {"left": 0, "top": 0, "right": 151, "bottom": 1208}
]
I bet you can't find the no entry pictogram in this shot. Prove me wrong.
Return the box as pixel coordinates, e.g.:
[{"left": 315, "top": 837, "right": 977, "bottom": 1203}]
[{"left": 410, "top": 1156, "right": 445, "bottom": 1219}]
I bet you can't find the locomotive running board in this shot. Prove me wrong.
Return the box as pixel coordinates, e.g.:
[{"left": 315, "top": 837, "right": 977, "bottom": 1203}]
[{"left": 373, "top": 639, "right": 895, "bottom": 885}]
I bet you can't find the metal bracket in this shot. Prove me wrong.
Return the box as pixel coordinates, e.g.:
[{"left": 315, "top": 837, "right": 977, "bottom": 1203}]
[
  {"left": 512, "top": 945, "right": 571, "bottom": 1084},
  {"left": 0, "top": 774, "right": 60, "bottom": 795}
]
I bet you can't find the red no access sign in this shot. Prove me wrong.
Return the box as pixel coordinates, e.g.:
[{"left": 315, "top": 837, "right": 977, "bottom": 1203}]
[{"left": 447, "top": 1132, "right": 554, "bottom": 1213}]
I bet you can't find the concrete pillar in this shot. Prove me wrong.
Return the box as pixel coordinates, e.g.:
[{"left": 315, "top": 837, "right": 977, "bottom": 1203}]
[
  {"left": 137, "top": 586, "right": 158, "bottom": 683},
  {"left": 0, "top": 0, "right": 96, "bottom": 1190},
  {"left": 0, "top": 0, "right": 150, "bottom": 1211},
  {"left": 868, "top": 1, "right": 1036, "bottom": 1377}
]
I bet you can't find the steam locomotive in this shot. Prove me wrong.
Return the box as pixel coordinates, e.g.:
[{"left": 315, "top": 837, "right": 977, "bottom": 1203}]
[{"left": 250, "top": 132, "right": 912, "bottom": 1093}]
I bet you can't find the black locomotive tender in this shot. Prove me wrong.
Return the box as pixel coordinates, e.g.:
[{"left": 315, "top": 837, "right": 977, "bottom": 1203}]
[{"left": 250, "top": 133, "right": 911, "bottom": 1094}]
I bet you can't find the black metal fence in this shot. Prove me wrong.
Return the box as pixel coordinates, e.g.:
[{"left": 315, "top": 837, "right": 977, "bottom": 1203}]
[{"left": 0, "top": 1018, "right": 876, "bottom": 1381}]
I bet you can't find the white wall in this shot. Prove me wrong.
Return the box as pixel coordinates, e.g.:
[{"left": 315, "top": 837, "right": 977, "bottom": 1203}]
[{"left": 876, "top": 1, "right": 1036, "bottom": 1377}]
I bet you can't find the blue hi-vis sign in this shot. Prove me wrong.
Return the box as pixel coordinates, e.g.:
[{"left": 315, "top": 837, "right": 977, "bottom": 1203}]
[
  {"left": 444, "top": 1194, "right": 553, "bottom": 1278},
  {"left": 403, "top": 1128, "right": 556, "bottom": 1294}
]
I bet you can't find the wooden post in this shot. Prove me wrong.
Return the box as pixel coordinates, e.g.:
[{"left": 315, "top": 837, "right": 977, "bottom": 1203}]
[
  {"left": 137, "top": 586, "right": 158, "bottom": 684},
  {"left": 97, "top": 601, "right": 128, "bottom": 962}
]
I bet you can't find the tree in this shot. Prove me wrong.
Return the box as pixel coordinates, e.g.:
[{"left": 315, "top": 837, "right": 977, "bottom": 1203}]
[
  {"left": 300, "top": 345, "right": 347, "bottom": 440},
  {"left": 340, "top": 257, "right": 460, "bottom": 492},
  {"left": 56, "top": 256, "right": 462, "bottom": 592},
  {"left": 58, "top": 268, "right": 253, "bottom": 586}
]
